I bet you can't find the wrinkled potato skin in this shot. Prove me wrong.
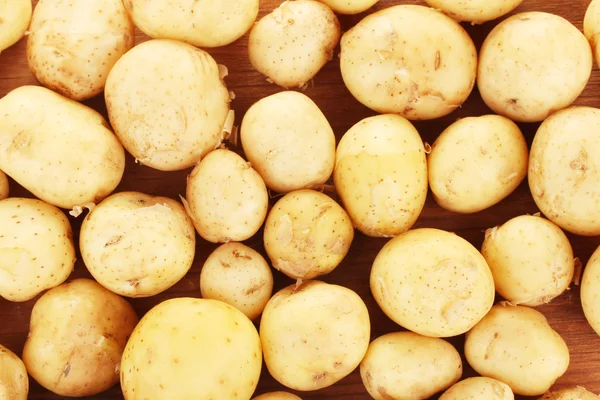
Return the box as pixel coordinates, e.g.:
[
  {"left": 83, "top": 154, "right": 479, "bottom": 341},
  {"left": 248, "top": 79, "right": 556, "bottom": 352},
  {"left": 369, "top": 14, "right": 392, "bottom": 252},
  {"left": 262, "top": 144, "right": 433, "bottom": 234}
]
[
  {"left": 540, "top": 386, "right": 600, "bottom": 400},
  {"left": 0, "top": 0, "right": 31, "bottom": 52},
  {"left": 465, "top": 305, "right": 569, "bottom": 396},
  {"left": 23, "top": 279, "right": 138, "bottom": 397},
  {"left": 529, "top": 107, "right": 600, "bottom": 236},
  {"left": 440, "top": 377, "right": 514, "bottom": 400},
  {"left": 260, "top": 281, "right": 370, "bottom": 391},
  {"left": 0, "top": 86, "right": 125, "bottom": 209},
  {"left": 582, "top": 246, "right": 600, "bottom": 337},
  {"left": 317, "top": 0, "right": 378, "bottom": 14},
  {"left": 253, "top": 392, "right": 302, "bottom": 400},
  {"left": 428, "top": 115, "right": 528, "bottom": 214},
  {"left": 340, "top": 5, "right": 477, "bottom": 120},
  {"left": 27, "top": 0, "right": 134, "bottom": 101},
  {"left": 0, "top": 344, "right": 28, "bottom": 400},
  {"left": 478, "top": 12, "right": 592, "bottom": 123},
  {"left": 0, "top": 170, "right": 8, "bottom": 200},
  {"left": 585, "top": 0, "right": 600, "bottom": 67},
  {"left": 425, "top": 0, "right": 523, "bottom": 23},
  {"left": 360, "top": 332, "right": 462, "bottom": 400}
]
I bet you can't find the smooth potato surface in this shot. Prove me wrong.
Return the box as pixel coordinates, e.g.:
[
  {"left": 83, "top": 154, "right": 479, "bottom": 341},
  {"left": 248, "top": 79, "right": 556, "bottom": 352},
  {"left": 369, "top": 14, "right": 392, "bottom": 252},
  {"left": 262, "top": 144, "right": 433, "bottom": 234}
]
[
  {"left": 585, "top": 0, "right": 600, "bottom": 67},
  {"left": 439, "top": 377, "right": 514, "bottom": 400},
  {"left": 316, "top": 0, "right": 378, "bottom": 14},
  {"left": 582, "top": 246, "right": 600, "bottom": 337},
  {"left": 0, "top": 345, "right": 28, "bottom": 400},
  {"left": 0, "top": 170, "right": 7, "bottom": 200},
  {"left": 253, "top": 392, "right": 302, "bottom": 400},
  {"left": 0, "top": 0, "right": 31, "bottom": 52},
  {"left": 424, "top": 0, "right": 523, "bottom": 23},
  {"left": 540, "top": 386, "right": 599, "bottom": 400}
]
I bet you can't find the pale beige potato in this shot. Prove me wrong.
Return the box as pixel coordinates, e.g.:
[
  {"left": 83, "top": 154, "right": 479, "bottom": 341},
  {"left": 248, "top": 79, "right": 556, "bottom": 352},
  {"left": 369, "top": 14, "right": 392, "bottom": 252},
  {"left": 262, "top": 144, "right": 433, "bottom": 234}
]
[
  {"left": 241, "top": 91, "right": 336, "bottom": 193},
  {"left": 440, "top": 377, "right": 514, "bottom": 400},
  {"left": 360, "top": 332, "right": 462, "bottom": 400},
  {"left": 582, "top": 246, "right": 600, "bottom": 337},
  {"left": 335, "top": 114, "right": 427, "bottom": 237},
  {"left": 529, "top": 107, "right": 600, "bottom": 236},
  {"left": 200, "top": 242, "right": 274, "bottom": 320},
  {"left": 105, "top": 39, "right": 230, "bottom": 171},
  {"left": 0, "top": 344, "right": 28, "bottom": 400},
  {"left": 0, "top": 85, "right": 125, "bottom": 209},
  {"left": 478, "top": 12, "right": 592, "bottom": 123},
  {"left": 124, "top": 0, "right": 259, "bottom": 48},
  {"left": 0, "top": 170, "right": 8, "bottom": 200},
  {"left": 482, "top": 215, "right": 574, "bottom": 306},
  {"left": 316, "top": 0, "right": 378, "bottom": 14},
  {"left": 121, "top": 297, "right": 262, "bottom": 400},
  {"left": 0, "top": 198, "right": 75, "bottom": 302},
  {"left": 465, "top": 305, "right": 570, "bottom": 396},
  {"left": 0, "top": 0, "right": 31, "bottom": 52},
  {"left": 80, "top": 192, "right": 195, "bottom": 298},
  {"left": 260, "top": 281, "right": 370, "bottom": 391},
  {"left": 340, "top": 5, "right": 477, "bottom": 120},
  {"left": 23, "top": 279, "right": 138, "bottom": 397},
  {"left": 540, "top": 386, "right": 599, "bottom": 400},
  {"left": 371, "top": 228, "right": 495, "bottom": 337},
  {"left": 27, "top": 0, "right": 134, "bottom": 101},
  {"left": 428, "top": 115, "right": 528, "bottom": 214},
  {"left": 249, "top": 0, "right": 340, "bottom": 88},
  {"left": 585, "top": 0, "right": 600, "bottom": 67},
  {"left": 185, "top": 149, "right": 268, "bottom": 243},
  {"left": 253, "top": 392, "right": 302, "bottom": 400},
  {"left": 263, "top": 190, "right": 354, "bottom": 280},
  {"left": 424, "top": 0, "right": 523, "bottom": 24}
]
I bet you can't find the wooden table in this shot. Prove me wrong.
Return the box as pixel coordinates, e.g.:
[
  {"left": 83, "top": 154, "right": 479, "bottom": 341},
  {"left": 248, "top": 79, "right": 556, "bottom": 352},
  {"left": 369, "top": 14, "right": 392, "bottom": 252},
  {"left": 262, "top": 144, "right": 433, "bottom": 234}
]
[{"left": 1, "top": 0, "right": 600, "bottom": 399}]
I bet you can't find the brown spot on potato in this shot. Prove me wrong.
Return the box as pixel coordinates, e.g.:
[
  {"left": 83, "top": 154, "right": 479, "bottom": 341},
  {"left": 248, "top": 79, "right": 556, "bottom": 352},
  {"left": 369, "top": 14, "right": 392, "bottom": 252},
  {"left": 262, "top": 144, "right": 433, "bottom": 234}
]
[
  {"left": 245, "top": 281, "right": 266, "bottom": 295},
  {"left": 435, "top": 51, "right": 441, "bottom": 70},
  {"left": 104, "top": 235, "right": 123, "bottom": 247}
]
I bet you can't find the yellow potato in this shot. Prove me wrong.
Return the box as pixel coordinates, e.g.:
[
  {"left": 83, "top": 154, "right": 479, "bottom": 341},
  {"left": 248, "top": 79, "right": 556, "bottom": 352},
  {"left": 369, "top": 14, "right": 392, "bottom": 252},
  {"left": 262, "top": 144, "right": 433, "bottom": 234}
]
[
  {"left": 582, "top": 246, "right": 600, "bottom": 337},
  {"left": 253, "top": 392, "right": 302, "bottom": 400},
  {"left": 424, "top": 0, "right": 523, "bottom": 23},
  {"left": 0, "top": 0, "right": 31, "bottom": 52},
  {"left": 585, "top": 0, "right": 600, "bottom": 67},
  {"left": 540, "top": 386, "right": 599, "bottom": 400},
  {"left": 439, "top": 377, "right": 514, "bottom": 400},
  {"left": 316, "top": 0, "right": 378, "bottom": 14},
  {"left": 0, "top": 170, "right": 8, "bottom": 200},
  {"left": 0, "top": 344, "right": 28, "bottom": 400}
]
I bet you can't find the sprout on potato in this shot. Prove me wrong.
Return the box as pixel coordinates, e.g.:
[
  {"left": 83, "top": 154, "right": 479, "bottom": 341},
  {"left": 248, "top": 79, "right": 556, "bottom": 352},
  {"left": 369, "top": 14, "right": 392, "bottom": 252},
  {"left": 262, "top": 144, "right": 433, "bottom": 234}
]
[
  {"left": 424, "top": 0, "right": 523, "bottom": 24},
  {"left": 0, "top": 344, "right": 28, "bottom": 400},
  {"left": 0, "top": 0, "right": 31, "bottom": 53},
  {"left": 439, "top": 377, "right": 514, "bottom": 400}
]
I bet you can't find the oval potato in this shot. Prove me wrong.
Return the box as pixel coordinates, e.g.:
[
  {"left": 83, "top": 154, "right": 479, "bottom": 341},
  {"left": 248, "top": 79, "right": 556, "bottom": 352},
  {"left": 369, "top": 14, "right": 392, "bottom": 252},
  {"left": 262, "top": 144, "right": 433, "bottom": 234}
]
[
  {"left": 540, "top": 386, "right": 599, "bottom": 400},
  {"left": 439, "top": 377, "right": 514, "bottom": 400},
  {"left": 585, "top": 0, "right": 600, "bottom": 67},
  {"left": 0, "top": 170, "right": 8, "bottom": 200},
  {"left": 424, "top": 0, "right": 523, "bottom": 23},
  {"left": 0, "top": 0, "right": 31, "bottom": 52},
  {"left": 581, "top": 246, "right": 600, "bottom": 337},
  {"left": 253, "top": 392, "right": 302, "bottom": 400},
  {"left": 0, "top": 344, "right": 28, "bottom": 400},
  {"left": 316, "top": 0, "right": 378, "bottom": 14}
]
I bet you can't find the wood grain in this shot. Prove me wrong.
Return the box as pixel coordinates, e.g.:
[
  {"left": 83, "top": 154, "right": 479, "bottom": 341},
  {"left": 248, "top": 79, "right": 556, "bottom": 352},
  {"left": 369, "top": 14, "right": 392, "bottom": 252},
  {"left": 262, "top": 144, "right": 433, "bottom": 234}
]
[{"left": 1, "top": 0, "right": 600, "bottom": 399}]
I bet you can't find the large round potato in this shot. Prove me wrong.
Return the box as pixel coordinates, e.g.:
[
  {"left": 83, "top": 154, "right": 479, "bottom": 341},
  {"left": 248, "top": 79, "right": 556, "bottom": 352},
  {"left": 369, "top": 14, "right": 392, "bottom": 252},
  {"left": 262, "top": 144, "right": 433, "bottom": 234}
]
[
  {"left": 465, "top": 305, "right": 569, "bottom": 396},
  {"left": 335, "top": 114, "right": 427, "bottom": 237},
  {"left": 316, "top": 0, "right": 378, "bottom": 14},
  {"left": 424, "top": 0, "right": 523, "bottom": 23},
  {"left": 428, "top": 115, "right": 528, "bottom": 214},
  {"left": 482, "top": 215, "right": 574, "bottom": 306},
  {"left": 23, "top": 279, "right": 138, "bottom": 397},
  {"left": 253, "top": 392, "right": 302, "bottom": 400},
  {"left": 340, "top": 5, "right": 477, "bottom": 120},
  {"left": 0, "top": 169, "right": 8, "bottom": 200},
  {"left": 0, "top": 0, "right": 31, "bottom": 53},
  {"left": 0, "top": 198, "right": 75, "bottom": 302},
  {"left": 360, "top": 332, "right": 462, "bottom": 400},
  {"left": 529, "top": 107, "right": 600, "bottom": 236},
  {"left": 80, "top": 191, "right": 195, "bottom": 298},
  {"left": 582, "top": 246, "right": 600, "bottom": 337},
  {"left": 121, "top": 297, "right": 262, "bottom": 400},
  {"left": 439, "top": 377, "right": 514, "bottom": 400},
  {"left": 27, "top": 0, "right": 134, "bottom": 101},
  {"left": 260, "top": 281, "right": 370, "bottom": 391},
  {"left": 585, "top": 0, "right": 600, "bottom": 67},
  {"left": 478, "top": 12, "right": 592, "bottom": 123},
  {"left": 0, "top": 345, "right": 28, "bottom": 400},
  {"left": 105, "top": 39, "right": 230, "bottom": 171},
  {"left": 540, "top": 386, "right": 599, "bottom": 400},
  {"left": 241, "top": 91, "right": 336, "bottom": 193}
]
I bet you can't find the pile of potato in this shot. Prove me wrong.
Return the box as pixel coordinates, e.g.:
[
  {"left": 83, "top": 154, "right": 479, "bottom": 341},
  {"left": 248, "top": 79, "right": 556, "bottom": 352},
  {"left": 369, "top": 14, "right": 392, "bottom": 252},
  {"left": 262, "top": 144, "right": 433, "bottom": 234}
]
[{"left": 1, "top": 0, "right": 600, "bottom": 399}]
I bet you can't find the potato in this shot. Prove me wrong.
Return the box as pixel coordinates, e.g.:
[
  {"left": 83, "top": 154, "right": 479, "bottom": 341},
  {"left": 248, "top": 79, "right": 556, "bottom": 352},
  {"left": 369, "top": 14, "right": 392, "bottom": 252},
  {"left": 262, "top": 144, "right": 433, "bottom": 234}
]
[
  {"left": 0, "top": 169, "right": 8, "bottom": 200},
  {"left": 0, "top": 0, "right": 31, "bottom": 53},
  {"left": 316, "top": 0, "right": 378, "bottom": 14},
  {"left": 0, "top": 85, "right": 125, "bottom": 209},
  {"left": 581, "top": 246, "right": 600, "bottom": 337},
  {"left": 80, "top": 192, "right": 195, "bottom": 298},
  {"left": 253, "top": 392, "right": 302, "bottom": 400},
  {"left": 241, "top": 91, "right": 335, "bottom": 193},
  {"left": 23, "top": 279, "right": 138, "bottom": 397},
  {"left": 428, "top": 115, "right": 528, "bottom": 214},
  {"left": 124, "top": 0, "right": 259, "bottom": 48},
  {"left": 424, "top": 0, "right": 523, "bottom": 24},
  {"left": 105, "top": 39, "right": 230, "bottom": 171},
  {"left": 371, "top": 228, "right": 494, "bottom": 337},
  {"left": 0, "top": 198, "right": 75, "bottom": 302},
  {"left": 185, "top": 149, "right": 268, "bottom": 243},
  {"left": 335, "top": 114, "right": 427, "bottom": 237},
  {"left": 360, "top": 332, "right": 462, "bottom": 400},
  {"left": 27, "top": 0, "right": 134, "bottom": 101},
  {"left": 465, "top": 305, "right": 570, "bottom": 396},
  {"left": 200, "top": 242, "right": 274, "bottom": 320},
  {"left": 585, "top": 0, "right": 600, "bottom": 67},
  {"left": 0, "top": 345, "right": 28, "bottom": 400},
  {"left": 249, "top": 0, "right": 340, "bottom": 89},
  {"left": 439, "top": 377, "right": 514, "bottom": 400},
  {"left": 481, "top": 215, "right": 574, "bottom": 306},
  {"left": 121, "top": 297, "right": 262, "bottom": 400},
  {"left": 263, "top": 190, "right": 353, "bottom": 280},
  {"left": 260, "top": 281, "right": 370, "bottom": 391},
  {"left": 529, "top": 107, "right": 600, "bottom": 236},
  {"left": 478, "top": 12, "right": 592, "bottom": 123},
  {"left": 540, "top": 386, "right": 599, "bottom": 400},
  {"left": 340, "top": 5, "right": 477, "bottom": 120}
]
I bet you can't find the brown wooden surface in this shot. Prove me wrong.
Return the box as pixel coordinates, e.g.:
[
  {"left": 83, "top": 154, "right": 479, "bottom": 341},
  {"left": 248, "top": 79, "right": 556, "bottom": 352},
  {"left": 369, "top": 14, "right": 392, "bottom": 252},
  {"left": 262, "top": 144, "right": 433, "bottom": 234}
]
[{"left": 1, "top": 0, "right": 600, "bottom": 399}]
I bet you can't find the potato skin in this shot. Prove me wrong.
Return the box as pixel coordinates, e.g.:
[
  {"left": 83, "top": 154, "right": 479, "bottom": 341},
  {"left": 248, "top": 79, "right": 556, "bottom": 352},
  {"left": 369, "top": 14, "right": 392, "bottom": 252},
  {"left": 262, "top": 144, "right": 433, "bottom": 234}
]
[
  {"left": 23, "top": 279, "right": 138, "bottom": 397},
  {"left": 0, "top": 85, "right": 125, "bottom": 209},
  {"left": 253, "top": 392, "right": 302, "bottom": 400},
  {"left": 424, "top": 0, "right": 523, "bottom": 23},
  {"left": 360, "top": 332, "right": 462, "bottom": 400},
  {"left": 0, "top": 170, "right": 8, "bottom": 200},
  {"left": 27, "top": 0, "right": 134, "bottom": 101},
  {"left": 439, "top": 377, "right": 514, "bottom": 400},
  {"left": 540, "top": 386, "right": 599, "bottom": 400},
  {"left": 0, "top": 344, "right": 28, "bottom": 400},
  {"left": 582, "top": 246, "right": 600, "bottom": 337},
  {"left": 585, "top": 0, "right": 600, "bottom": 67},
  {"left": 316, "top": 0, "right": 378, "bottom": 14},
  {"left": 0, "top": 0, "right": 31, "bottom": 52}
]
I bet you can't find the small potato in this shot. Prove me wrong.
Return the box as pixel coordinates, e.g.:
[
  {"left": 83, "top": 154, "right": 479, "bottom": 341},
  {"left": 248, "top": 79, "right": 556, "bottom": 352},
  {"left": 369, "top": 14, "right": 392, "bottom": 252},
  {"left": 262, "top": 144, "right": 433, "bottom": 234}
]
[
  {"left": 482, "top": 215, "right": 574, "bottom": 306},
  {"left": 23, "top": 279, "right": 138, "bottom": 397},
  {"left": 424, "top": 0, "right": 523, "bottom": 24},
  {"left": 105, "top": 39, "right": 230, "bottom": 171},
  {"left": 439, "top": 377, "right": 514, "bottom": 400},
  {"left": 0, "top": 169, "right": 8, "bottom": 200},
  {"left": 335, "top": 114, "right": 427, "bottom": 237},
  {"left": 316, "top": 0, "right": 378, "bottom": 14},
  {"left": 428, "top": 115, "right": 528, "bottom": 214},
  {"left": 80, "top": 192, "right": 195, "bottom": 298},
  {"left": 0, "top": 198, "right": 75, "bottom": 302},
  {"left": 121, "top": 298, "right": 262, "bottom": 400},
  {"left": 582, "top": 246, "right": 600, "bottom": 337},
  {"left": 465, "top": 305, "right": 570, "bottom": 396},
  {"left": 249, "top": 0, "right": 340, "bottom": 88},
  {"left": 185, "top": 149, "right": 268, "bottom": 243},
  {"left": 478, "top": 12, "right": 592, "bottom": 123},
  {"left": 27, "top": 0, "right": 134, "bottom": 101},
  {"left": 260, "top": 281, "right": 370, "bottom": 391},
  {"left": 0, "top": 344, "right": 28, "bottom": 400},
  {"left": 540, "top": 386, "right": 599, "bottom": 400},
  {"left": 253, "top": 392, "right": 302, "bottom": 400},
  {"left": 360, "top": 332, "right": 462, "bottom": 400},
  {"left": 263, "top": 190, "right": 354, "bottom": 280},
  {"left": 585, "top": 0, "right": 600, "bottom": 67},
  {"left": 241, "top": 91, "right": 336, "bottom": 193},
  {"left": 340, "top": 5, "right": 477, "bottom": 120},
  {"left": 200, "top": 242, "right": 274, "bottom": 320},
  {"left": 529, "top": 107, "right": 600, "bottom": 236},
  {"left": 0, "top": 0, "right": 31, "bottom": 53}
]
